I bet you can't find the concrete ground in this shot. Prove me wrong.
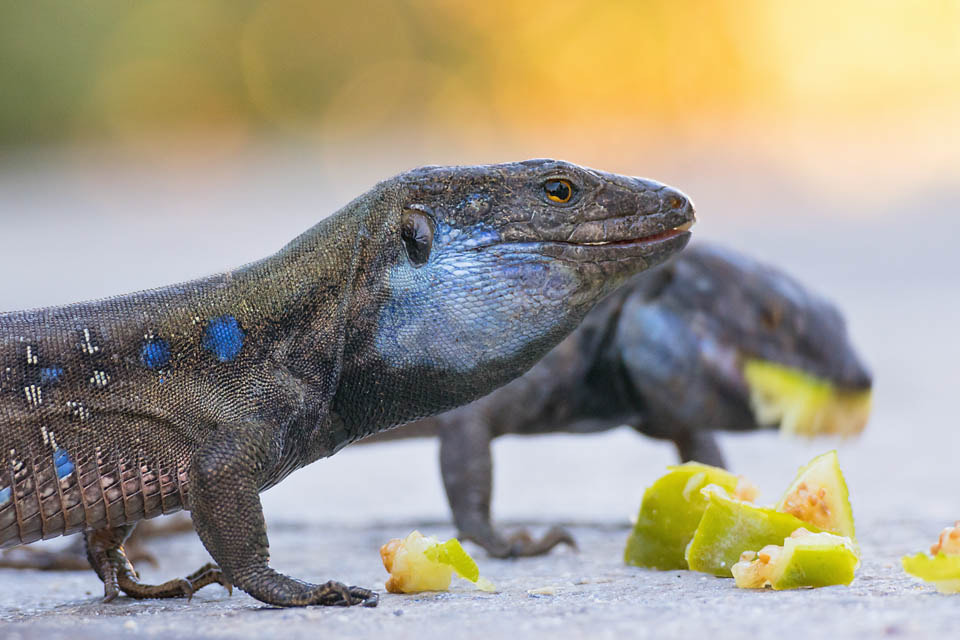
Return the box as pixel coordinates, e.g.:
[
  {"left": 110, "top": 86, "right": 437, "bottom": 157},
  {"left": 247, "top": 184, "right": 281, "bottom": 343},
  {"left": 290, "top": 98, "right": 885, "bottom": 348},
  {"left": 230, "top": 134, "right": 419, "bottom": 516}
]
[
  {"left": 1, "top": 148, "right": 957, "bottom": 638},
  {"left": 0, "top": 514, "right": 952, "bottom": 640}
]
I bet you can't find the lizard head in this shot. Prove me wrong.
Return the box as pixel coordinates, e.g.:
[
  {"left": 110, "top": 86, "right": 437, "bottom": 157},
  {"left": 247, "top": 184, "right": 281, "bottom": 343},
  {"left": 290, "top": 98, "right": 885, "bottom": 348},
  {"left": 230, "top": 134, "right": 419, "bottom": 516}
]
[
  {"left": 339, "top": 159, "right": 694, "bottom": 429},
  {"left": 621, "top": 244, "right": 872, "bottom": 438}
]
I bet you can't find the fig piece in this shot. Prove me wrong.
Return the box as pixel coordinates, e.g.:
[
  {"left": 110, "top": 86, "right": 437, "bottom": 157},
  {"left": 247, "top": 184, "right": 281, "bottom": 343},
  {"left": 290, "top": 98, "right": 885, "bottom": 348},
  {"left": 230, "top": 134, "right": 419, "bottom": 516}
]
[
  {"left": 380, "top": 531, "right": 495, "bottom": 594},
  {"left": 744, "top": 359, "right": 871, "bottom": 437},
  {"left": 624, "top": 463, "right": 754, "bottom": 570},
  {"left": 685, "top": 485, "right": 821, "bottom": 577},
  {"left": 776, "top": 451, "right": 855, "bottom": 539},
  {"left": 902, "top": 522, "right": 960, "bottom": 594},
  {"left": 902, "top": 554, "right": 960, "bottom": 594},
  {"left": 732, "top": 528, "right": 859, "bottom": 590}
]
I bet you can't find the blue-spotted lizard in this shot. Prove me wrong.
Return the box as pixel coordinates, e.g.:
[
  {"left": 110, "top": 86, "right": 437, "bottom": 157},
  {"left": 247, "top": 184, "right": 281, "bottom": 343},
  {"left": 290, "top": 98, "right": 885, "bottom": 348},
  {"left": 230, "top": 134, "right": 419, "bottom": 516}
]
[{"left": 0, "top": 159, "right": 694, "bottom": 607}]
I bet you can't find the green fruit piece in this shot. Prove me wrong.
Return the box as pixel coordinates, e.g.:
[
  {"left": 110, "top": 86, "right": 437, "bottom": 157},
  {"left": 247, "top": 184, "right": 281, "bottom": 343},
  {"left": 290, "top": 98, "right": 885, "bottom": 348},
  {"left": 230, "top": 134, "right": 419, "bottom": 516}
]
[
  {"left": 902, "top": 521, "right": 960, "bottom": 593},
  {"left": 382, "top": 531, "right": 454, "bottom": 593},
  {"left": 902, "top": 553, "right": 960, "bottom": 594},
  {"left": 686, "top": 485, "right": 822, "bottom": 577},
  {"left": 624, "top": 463, "right": 748, "bottom": 570},
  {"left": 732, "top": 529, "right": 859, "bottom": 590},
  {"left": 382, "top": 531, "right": 493, "bottom": 593},
  {"left": 743, "top": 359, "right": 871, "bottom": 437},
  {"left": 776, "top": 451, "right": 855, "bottom": 539},
  {"left": 425, "top": 538, "right": 480, "bottom": 582}
]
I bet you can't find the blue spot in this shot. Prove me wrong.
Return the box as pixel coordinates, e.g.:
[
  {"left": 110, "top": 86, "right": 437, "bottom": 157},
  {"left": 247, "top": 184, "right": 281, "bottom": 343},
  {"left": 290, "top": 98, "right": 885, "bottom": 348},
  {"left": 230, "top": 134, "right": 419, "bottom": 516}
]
[
  {"left": 202, "top": 315, "right": 245, "bottom": 363},
  {"left": 0, "top": 487, "right": 10, "bottom": 505},
  {"left": 140, "top": 337, "right": 172, "bottom": 370},
  {"left": 54, "top": 448, "right": 74, "bottom": 479},
  {"left": 39, "top": 367, "right": 64, "bottom": 385}
]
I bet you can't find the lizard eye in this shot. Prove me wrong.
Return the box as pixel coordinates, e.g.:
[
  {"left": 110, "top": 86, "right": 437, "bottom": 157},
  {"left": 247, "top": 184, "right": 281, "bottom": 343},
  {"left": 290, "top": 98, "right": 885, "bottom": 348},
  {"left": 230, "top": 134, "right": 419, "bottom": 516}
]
[
  {"left": 760, "top": 306, "right": 782, "bottom": 331},
  {"left": 400, "top": 210, "right": 434, "bottom": 266},
  {"left": 544, "top": 178, "right": 574, "bottom": 204}
]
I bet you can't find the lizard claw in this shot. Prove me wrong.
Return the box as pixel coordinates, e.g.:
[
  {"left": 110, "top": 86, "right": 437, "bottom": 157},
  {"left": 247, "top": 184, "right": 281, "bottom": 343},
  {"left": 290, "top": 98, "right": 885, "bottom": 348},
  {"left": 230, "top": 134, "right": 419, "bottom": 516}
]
[
  {"left": 310, "top": 581, "right": 378, "bottom": 607},
  {"left": 358, "top": 589, "right": 379, "bottom": 608}
]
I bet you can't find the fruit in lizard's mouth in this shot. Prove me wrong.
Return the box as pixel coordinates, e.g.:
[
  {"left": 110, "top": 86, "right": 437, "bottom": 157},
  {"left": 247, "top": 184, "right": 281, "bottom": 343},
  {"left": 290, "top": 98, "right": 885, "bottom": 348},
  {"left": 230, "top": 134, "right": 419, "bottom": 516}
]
[{"left": 743, "top": 359, "right": 871, "bottom": 437}]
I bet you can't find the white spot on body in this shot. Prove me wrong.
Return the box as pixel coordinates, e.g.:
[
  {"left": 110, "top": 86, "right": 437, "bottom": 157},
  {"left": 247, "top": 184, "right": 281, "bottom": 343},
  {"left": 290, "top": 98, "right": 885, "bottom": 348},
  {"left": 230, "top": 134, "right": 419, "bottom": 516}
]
[
  {"left": 90, "top": 370, "right": 110, "bottom": 388},
  {"left": 67, "top": 401, "right": 90, "bottom": 421},
  {"left": 24, "top": 384, "right": 42, "bottom": 407},
  {"left": 81, "top": 328, "right": 100, "bottom": 355}
]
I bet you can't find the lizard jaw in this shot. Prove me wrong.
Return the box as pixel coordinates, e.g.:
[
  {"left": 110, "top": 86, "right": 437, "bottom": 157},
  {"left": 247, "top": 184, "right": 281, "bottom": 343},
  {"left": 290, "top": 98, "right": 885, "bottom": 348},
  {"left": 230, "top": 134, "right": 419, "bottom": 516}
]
[{"left": 576, "top": 220, "right": 695, "bottom": 247}]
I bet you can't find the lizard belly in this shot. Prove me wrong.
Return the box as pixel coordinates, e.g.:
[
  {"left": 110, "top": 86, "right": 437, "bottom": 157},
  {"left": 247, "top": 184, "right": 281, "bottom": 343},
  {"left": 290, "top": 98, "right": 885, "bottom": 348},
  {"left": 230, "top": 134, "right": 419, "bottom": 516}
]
[{"left": 0, "top": 419, "right": 193, "bottom": 547}]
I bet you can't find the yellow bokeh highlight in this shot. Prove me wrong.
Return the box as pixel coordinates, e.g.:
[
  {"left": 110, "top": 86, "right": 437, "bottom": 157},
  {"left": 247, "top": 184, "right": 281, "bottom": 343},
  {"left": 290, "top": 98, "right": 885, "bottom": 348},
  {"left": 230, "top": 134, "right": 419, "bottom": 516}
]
[{"left": 0, "top": 0, "right": 957, "bottom": 167}]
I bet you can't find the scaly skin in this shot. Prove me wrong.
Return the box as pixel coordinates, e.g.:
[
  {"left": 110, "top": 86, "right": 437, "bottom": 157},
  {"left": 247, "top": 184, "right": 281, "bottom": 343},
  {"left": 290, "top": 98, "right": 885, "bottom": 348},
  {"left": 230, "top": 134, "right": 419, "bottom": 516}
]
[
  {"left": 0, "top": 244, "right": 871, "bottom": 566},
  {"left": 0, "top": 159, "right": 694, "bottom": 606},
  {"left": 363, "top": 244, "right": 872, "bottom": 557}
]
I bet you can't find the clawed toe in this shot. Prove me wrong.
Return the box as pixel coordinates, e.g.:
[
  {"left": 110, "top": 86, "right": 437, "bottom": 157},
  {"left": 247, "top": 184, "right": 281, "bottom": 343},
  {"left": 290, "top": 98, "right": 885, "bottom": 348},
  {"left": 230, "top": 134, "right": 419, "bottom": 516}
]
[
  {"left": 506, "top": 526, "right": 578, "bottom": 557},
  {"left": 183, "top": 563, "right": 232, "bottom": 597},
  {"left": 102, "top": 556, "right": 230, "bottom": 601},
  {"left": 311, "top": 581, "right": 378, "bottom": 607}
]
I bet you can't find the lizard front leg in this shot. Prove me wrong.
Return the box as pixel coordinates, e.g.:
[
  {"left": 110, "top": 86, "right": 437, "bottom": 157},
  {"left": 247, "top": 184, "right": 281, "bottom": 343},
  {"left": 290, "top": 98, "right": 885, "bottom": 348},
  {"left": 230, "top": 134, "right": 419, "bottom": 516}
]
[
  {"left": 439, "top": 417, "right": 575, "bottom": 558},
  {"left": 188, "top": 423, "right": 377, "bottom": 607}
]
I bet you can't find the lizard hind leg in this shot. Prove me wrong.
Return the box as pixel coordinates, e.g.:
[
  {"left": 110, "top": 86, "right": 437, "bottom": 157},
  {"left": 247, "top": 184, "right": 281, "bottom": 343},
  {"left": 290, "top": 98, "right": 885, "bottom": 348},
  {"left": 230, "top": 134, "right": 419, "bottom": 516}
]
[
  {"left": 438, "top": 418, "right": 578, "bottom": 558},
  {"left": 84, "top": 524, "right": 231, "bottom": 601}
]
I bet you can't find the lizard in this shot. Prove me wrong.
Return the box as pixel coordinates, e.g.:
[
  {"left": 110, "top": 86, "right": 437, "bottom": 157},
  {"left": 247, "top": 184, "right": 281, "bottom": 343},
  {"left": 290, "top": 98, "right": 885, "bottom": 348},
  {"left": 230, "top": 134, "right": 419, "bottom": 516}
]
[
  {"left": 1, "top": 243, "right": 871, "bottom": 567},
  {"left": 0, "top": 159, "right": 695, "bottom": 607},
  {"left": 359, "top": 243, "right": 873, "bottom": 557}
]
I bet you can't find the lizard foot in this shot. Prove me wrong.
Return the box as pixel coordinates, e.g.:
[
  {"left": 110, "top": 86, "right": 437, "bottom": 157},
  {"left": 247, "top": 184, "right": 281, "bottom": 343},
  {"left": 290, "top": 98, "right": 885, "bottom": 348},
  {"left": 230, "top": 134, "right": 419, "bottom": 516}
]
[
  {"left": 86, "top": 526, "right": 231, "bottom": 601},
  {"left": 107, "top": 560, "right": 232, "bottom": 601},
  {"left": 266, "top": 580, "right": 379, "bottom": 607},
  {"left": 464, "top": 525, "right": 578, "bottom": 558},
  {"left": 218, "top": 572, "right": 379, "bottom": 607},
  {"left": 289, "top": 581, "right": 379, "bottom": 607},
  {"left": 506, "top": 525, "right": 578, "bottom": 557}
]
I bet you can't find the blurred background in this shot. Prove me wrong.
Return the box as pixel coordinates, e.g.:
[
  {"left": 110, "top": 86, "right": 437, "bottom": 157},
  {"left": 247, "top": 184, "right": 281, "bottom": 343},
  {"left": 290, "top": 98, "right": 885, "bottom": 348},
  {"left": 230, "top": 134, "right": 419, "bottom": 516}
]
[{"left": 1, "top": 2, "right": 957, "bottom": 530}]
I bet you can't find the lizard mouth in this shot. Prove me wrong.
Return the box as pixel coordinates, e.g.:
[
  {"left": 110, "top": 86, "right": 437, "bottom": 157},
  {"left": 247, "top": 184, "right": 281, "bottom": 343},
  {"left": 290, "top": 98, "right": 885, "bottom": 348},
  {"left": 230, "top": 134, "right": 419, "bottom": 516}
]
[
  {"left": 528, "top": 214, "right": 695, "bottom": 266},
  {"left": 573, "top": 220, "right": 694, "bottom": 247}
]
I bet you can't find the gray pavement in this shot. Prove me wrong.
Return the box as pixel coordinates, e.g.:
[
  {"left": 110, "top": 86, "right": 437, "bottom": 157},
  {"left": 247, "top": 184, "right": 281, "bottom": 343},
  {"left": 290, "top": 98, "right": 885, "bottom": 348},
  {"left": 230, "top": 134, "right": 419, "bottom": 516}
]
[
  {"left": 0, "top": 147, "right": 957, "bottom": 638},
  {"left": 0, "top": 517, "right": 952, "bottom": 640}
]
